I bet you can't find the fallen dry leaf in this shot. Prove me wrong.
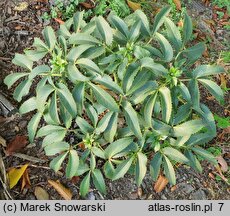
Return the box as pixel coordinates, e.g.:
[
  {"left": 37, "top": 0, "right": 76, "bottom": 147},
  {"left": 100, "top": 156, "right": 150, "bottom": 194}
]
[
  {"left": 54, "top": 18, "right": 64, "bottom": 25},
  {"left": 208, "top": 172, "right": 215, "bottom": 179},
  {"left": 48, "top": 180, "right": 72, "bottom": 200},
  {"left": 8, "top": 164, "right": 29, "bottom": 189},
  {"left": 137, "top": 187, "right": 143, "bottom": 197},
  {"left": 6, "top": 135, "right": 28, "bottom": 155},
  {"left": 127, "top": 0, "right": 141, "bottom": 11},
  {"left": 173, "top": 0, "right": 181, "bottom": 10},
  {"left": 217, "top": 155, "right": 228, "bottom": 172},
  {"left": 170, "top": 185, "right": 177, "bottom": 192},
  {"left": 0, "top": 136, "right": 6, "bottom": 147},
  {"left": 220, "top": 74, "right": 227, "bottom": 89},
  {"left": 21, "top": 169, "right": 31, "bottom": 191},
  {"left": 35, "top": 186, "right": 49, "bottom": 200},
  {"left": 80, "top": 2, "right": 95, "bottom": 9},
  {"left": 154, "top": 175, "right": 169, "bottom": 193}
]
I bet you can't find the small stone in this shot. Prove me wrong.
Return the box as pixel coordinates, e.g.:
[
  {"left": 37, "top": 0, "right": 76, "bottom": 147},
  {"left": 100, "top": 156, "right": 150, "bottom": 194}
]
[
  {"left": 190, "top": 189, "right": 206, "bottom": 200},
  {"left": 161, "top": 194, "right": 167, "bottom": 200},
  {"left": 19, "top": 120, "right": 27, "bottom": 129},
  {"left": 179, "top": 183, "right": 195, "bottom": 194},
  {"left": 87, "top": 191, "right": 96, "bottom": 200}
]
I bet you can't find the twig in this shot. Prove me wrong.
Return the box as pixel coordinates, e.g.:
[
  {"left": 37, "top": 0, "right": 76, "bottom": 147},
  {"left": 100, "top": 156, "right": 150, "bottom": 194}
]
[{"left": 13, "top": 153, "right": 47, "bottom": 163}]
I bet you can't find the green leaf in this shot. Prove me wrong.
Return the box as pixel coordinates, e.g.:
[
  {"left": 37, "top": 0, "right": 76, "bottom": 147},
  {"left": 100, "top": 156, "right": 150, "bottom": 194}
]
[
  {"left": 90, "top": 153, "right": 96, "bottom": 170},
  {"left": 188, "top": 79, "right": 200, "bottom": 109},
  {"left": 174, "top": 103, "right": 191, "bottom": 125},
  {"left": 105, "top": 137, "right": 133, "bottom": 159},
  {"left": 184, "top": 150, "right": 202, "bottom": 173},
  {"left": 42, "top": 130, "right": 66, "bottom": 147},
  {"left": 57, "top": 83, "right": 77, "bottom": 117},
  {"left": 130, "top": 81, "right": 158, "bottom": 104},
  {"left": 29, "top": 65, "right": 50, "bottom": 80},
  {"left": 76, "top": 116, "right": 94, "bottom": 134},
  {"left": 135, "top": 10, "right": 150, "bottom": 36},
  {"left": 135, "top": 152, "right": 147, "bottom": 186},
  {"left": 192, "top": 147, "right": 217, "bottom": 165},
  {"left": 80, "top": 172, "right": 90, "bottom": 197},
  {"left": 182, "top": 12, "right": 193, "bottom": 44},
  {"left": 163, "top": 156, "right": 176, "bottom": 185},
  {"left": 122, "top": 100, "right": 142, "bottom": 139},
  {"left": 93, "top": 75, "right": 124, "bottom": 95},
  {"left": 73, "top": 82, "right": 85, "bottom": 115},
  {"left": 66, "top": 150, "right": 79, "bottom": 178},
  {"left": 155, "top": 33, "right": 173, "bottom": 62},
  {"left": 37, "top": 125, "right": 65, "bottom": 138},
  {"left": 150, "top": 152, "right": 162, "bottom": 181},
  {"left": 144, "top": 93, "right": 158, "bottom": 127},
  {"left": 164, "top": 17, "right": 182, "bottom": 52},
  {"left": 73, "top": 11, "right": 84, "bottom": 32},
  {"left": 33, "top": 37, "right": 48, "bottom": 50},
  {"left": 89, "top": 83, "right": 119, "bottom": 112},
  {"left": 112, "top": 157, "right": 134, "bottom": 180},
  {"left": 60, "top": 104, "right": 73, "bottom": 129},
  {"left": 122, "top": 62, "right": 140, "bottom": 93},
  {"left": 159, "top": 86, "right": 172, "bottom": 124},
  {"left": 25, "top": 49, "right": 47, "bottom": 61},
  {"left": 76, "top": 58, "right": 101, "bottom": 74},
  {"left": 152, "top": 119, "right": 171, "bottom": 136},
  {"left": 58, "top": 24, "right": 71, "bottom": 38},
  {"left": 140, "top": 57, "right": 167, "bottom": 76},
  {"left": 67, "top": 44, "right": 94, "bottom": 62},
  {"left": 173, "top": 119, "right": 205, "bottom": 137},
  {"left": 75, "top": 160, "right": 90, "bottom": 176},
  {"left": 95, "top": 111, "right": 113, "bottom": 134},
  {"left": 45, "top": 141, "right": 69, "bottom": 156},
  {"left": 91, "top": 147, "right": 105, "bottom": 159},
  {"left": 13, "top": 79, "right": 32, "bottom": 102},
  {"left": 67, "top": 64, "right": 90, "bottom": 82},
  {"left": 129, "top": 21, "right": 141, "bottom": 42},
  {"left": 96, "top": 16, "right": 113, "bottom": 45},
  {"left": 69, "top": 33, "right": 100, "bottom": 45},
  {"left": 36, "top": 84, "right": 54, "bottom": 112},
  {"left": 163, "top": 147, "right": 189, "bottom": 163},
  {"left": 186, "top": 133, "right": 214, "bottom": 146},
  {"left": 108, "top": 14, "right": 129, "bottom": 37},
  {"left": 152, "top": 6, "right": 171, "bottom": 34},
  {"left": 81, "top": 46, "right": 105, "bottom": 60},
  {"left": 192, "top": 65, "right": 225, "bottom": 78},
  {"left": 198, "top": 78, "right": 224, "bottom": 103},
  {"left": 85, "top": 103, "right": 98, "bottom": 127},
  {"left": 12, "top": 54, "right": 33, "bottom": 71},
  {"left": 19, "top": 97, "right": 36, "bottom": 114},
  {"left": 104, "top": 112, "right": 118, "bottom": 143},
  {"left": 49, "top": 92, "right": 60, "bottom": 124},
  {"left": 103, "top": 161, "right": 115, "bottom": 179},
  {"left": 43, "top": 26, "right": 56, "bottom": 50},
  {"left": 178, "top": 82, "right": 191, "bottom": 102},
  {"left": 50, "top": 152, "right": 68, "bottom": 172},
  {"left": 92, "top": 169, "right": 106, "bottom": 194},
  {"left": 27, "top": 112, "right": 42, "bottom": 142},
  {"left": 4, "top": 73, "right": 28, "bottom": 89}
]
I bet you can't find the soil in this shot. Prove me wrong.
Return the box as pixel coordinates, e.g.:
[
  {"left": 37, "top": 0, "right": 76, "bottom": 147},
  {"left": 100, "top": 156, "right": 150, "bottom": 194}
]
[{"left": 0, "top": 0, "right": 229, "bottom": 200}]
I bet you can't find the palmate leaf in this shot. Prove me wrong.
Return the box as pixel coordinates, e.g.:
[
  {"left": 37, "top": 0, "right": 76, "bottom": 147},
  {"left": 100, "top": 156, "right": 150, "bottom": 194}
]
[
  {"left": 135, "top": 10, "right": 151, "bottom": 36},
  {"left": 50, "top": 152, "right": 68, "bottom": 172},
  {"left": 192, "top": 65, "right": 225, "bottom": 78},
  {"left": 184, "top": 150, "right": 202, "bottom": 173},
  {"left": 19, "top": 97, "right": 36, "bottom": 114},
  {"left": 73, "top": 11, "right": 84, "bottom": 33},
  {"left": 88, "top": 83, "right": 119, "bottom": 112},
  {"left": 67, "top": 64, "right": 90, "bottom": 82},
  {"left": 27, "top": 112, "right": 42, "bottom": 143},
  {"left": 96, "top": 16, "right": 113, "bottom": 45},
  {"left": 85, "top": 103, "right": 98, "bottom": 127},
  {"left": 29, "top": 65, "right": 50, "bottom": 80},
  {"left": 49, "top": 92, "right": 60, "bottom": 124},
  {"left": 76, "top": 58, "right": 101, "bottom": 74},
  {"left": 44, "top": 141, "right": 69, "bottom": 156},
  {"left": 95, "top": 111, "right": 113, "bottom": 134},
  {"left": 129, "top": 21, "right": 141, "bottom": 43},
  {"left": 13, "top": 79, "right": 32, "bottom": 102},
  {"left": 42, "top": 129, "right": 67, "bottom": 147},
  {"left": 76, "top": 116, "right": 94, "bottom": 134},
  {"left": 73, "top": 82, "right": 85, "bottom": 115},
  {"left": 174, "top": 103, "right": 191, "bottom": 125},
  {"left": 69, "top": 33, "right": 100, "bottom": 45},
  {"left": 36, "top": 125, "right": 65, "bottom": 138},
  {"left": 188, "top": 79, "right": 200, "bottom": 109},
  {"left": 12, "top": 54, "right": 33, "bottom": 71},
  {"left": 144, "top": 93, "right": 158, "bottom": 127},
  {"left": 192, "top": 147, "right": 217, "bottom": 165},
  {"left": 104, "top": 112, "right": 118, "bottom": 143},
  {"left": 67, "top": 44, "right": 94, "bottom": 62},
  {"left": 80, "top": 172, "right": 90, "bottom": 197}
]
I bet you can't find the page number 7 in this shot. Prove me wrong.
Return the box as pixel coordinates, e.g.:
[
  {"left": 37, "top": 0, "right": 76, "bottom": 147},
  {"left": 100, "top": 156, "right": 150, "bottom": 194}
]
[{"left": 218, "top": 203, "right": 224, "bottom": 211}]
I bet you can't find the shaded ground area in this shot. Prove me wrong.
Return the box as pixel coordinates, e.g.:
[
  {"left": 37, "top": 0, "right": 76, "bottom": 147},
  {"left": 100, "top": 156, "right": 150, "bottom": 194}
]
[{"left": 0, "top": 0, "right": 229, "bottom": 200}]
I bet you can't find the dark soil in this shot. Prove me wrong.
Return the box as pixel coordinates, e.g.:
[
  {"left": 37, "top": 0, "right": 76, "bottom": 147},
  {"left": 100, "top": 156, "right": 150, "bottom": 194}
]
[{"left": 0, "top": 0, "right": 229, "bottom": 200}]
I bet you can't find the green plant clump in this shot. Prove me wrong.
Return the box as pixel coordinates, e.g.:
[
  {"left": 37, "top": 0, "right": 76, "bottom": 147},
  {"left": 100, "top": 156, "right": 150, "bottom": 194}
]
[{"left": 4, "top": 7, "right": 226, "bottom": 197}]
